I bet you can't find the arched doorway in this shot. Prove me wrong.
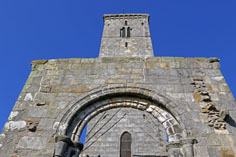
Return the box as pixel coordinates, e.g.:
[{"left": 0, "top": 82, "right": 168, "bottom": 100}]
[{"left": 53, "top": 86, "right": 196, "bottom": 157}]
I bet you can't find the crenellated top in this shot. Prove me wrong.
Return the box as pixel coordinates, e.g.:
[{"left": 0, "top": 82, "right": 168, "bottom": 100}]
[{"left": 103, "top": 14, "right": 150, "bottom": 21}]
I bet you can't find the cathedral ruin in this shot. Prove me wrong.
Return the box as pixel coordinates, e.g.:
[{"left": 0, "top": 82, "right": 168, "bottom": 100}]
[{"left": 0, "top": 14, "right": 236, "bottom": 157}]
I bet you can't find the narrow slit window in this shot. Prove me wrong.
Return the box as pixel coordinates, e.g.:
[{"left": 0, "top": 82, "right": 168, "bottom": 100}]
[
  {"left": 125, "top": 21, "right": 128, "bottom": 26},
  {"left": 120, "top": 132, "right": 131, "bottom": 157},
  {"left": 127, "top": 27, "right": 131, "bottom": 37},
  {"left": 120, "top": 27, "right": 126, "bottom": 37},
  {"left": 125, "top": 42, "right": 128, "bottom": 48}
]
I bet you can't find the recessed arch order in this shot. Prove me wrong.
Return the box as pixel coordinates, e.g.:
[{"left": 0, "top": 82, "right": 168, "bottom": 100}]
[{"left": 53, "top": 85, "right": 188, "bottom": 143}]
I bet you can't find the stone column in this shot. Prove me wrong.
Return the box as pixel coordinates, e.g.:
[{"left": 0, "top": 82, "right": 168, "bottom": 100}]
[
  {"left": 54, "top": 135, "right": 73, "bottom": 157},
  {"left": 67, "top": 141, "right": 84, "bottom": 157},
  {"left": 54, "top": 135, "right": 84, "bottom": 157},
  {"left": 167, "top": 138, "right": 197, "bottom": 157},
  {"left": 181, "top": 138, "right": 197, "bottom": 157},
  {"left": 166, "top": 141, "right": 182, "bottom": 157}
]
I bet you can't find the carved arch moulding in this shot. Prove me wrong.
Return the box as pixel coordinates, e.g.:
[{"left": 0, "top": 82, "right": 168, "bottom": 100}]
[{"left": 53, "top": 86, "right": 197, "bottom": 157}]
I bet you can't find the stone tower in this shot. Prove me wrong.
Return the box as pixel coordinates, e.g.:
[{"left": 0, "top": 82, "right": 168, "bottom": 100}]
[
  {"left": 0, "top": 13, "right": 236, "bottom": 157},
  {"left": 99, "top": 14, "right": 153, "bottom": 58}
]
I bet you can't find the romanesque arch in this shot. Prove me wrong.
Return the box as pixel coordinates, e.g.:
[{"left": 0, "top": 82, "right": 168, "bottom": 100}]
[{"left": 53, "top": 86, "right": 196, "bottom": 157}]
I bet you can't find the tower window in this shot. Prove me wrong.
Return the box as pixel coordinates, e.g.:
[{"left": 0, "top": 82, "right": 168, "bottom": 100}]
[
  {"left": 120, "top": 27, "right": 131, "bottom": 38},
  {"left": 125, "top": 21, "right": 128, "bottom": 26},
  {"left": 120, "top": 27, "right": 126, "bottom": 37},
  {"left": 127, "top": 27, "right": 131, "bottom": 37},
  {"left": 120, "top": 132, "right": 131, "bottom": 157},
  {"left": 125, "top": 42, "right": 128, "bottom": 48}
]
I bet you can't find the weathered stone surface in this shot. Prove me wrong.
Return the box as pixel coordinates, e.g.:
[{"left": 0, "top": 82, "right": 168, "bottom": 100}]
[
  {"left": 209, "top": 57, "right": 220, "bottom": 63},
  {"left": 4, "top": 121, "right": 26, "bottom": 131},
  {"left": 35, "top": 101, "right": 47, "bottom": 106},
  {"left": 38, "top": 119, "right": 54, "bottom": 130},
  {"left": 25, "top": 117, "right": 40, "bottom": 132},
  {"left": 219, "top": 107, "right": 228, "bottom": 120},
  {"left": 1, "top": 13, "right": 236, "bottom": 157},
  {"left": 16, "top": 136, "right": 47, "bottom": 150},
  {"left": 194, "top": 92, "right": 201, "bottom": 102},
  {"left": 31, "top": 60, "right": 48, "bottom": 65},
  {"left": 26, "top": 108, "right": 47, "bottom": 118},
  {"left": 24, "top": 93, "right": 33, "bottom": 101},
  {"left": 207, "top": 146, "right": 221, "bottom": 157},
  {"left": 8, "top": 111, "right": 19, "bottom": 120},
  {"left": 220, "top": 147, "right": 235, "bottom": 157},
  {"left": 40, "top": 85, "right": 52, "bottom": 93},
  {"left": 27, "top": 122, "right": 37, "bottom": 132}
]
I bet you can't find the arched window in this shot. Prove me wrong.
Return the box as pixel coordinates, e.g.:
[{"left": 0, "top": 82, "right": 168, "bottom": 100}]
[
  {"left": 127, "top": 27, "right": 131, "bottom": 37},
  {"left": 120, "top": 27, "right": 126, "bottom": 37},
  {"left": 120, "top": 132, "right": 131, "bottom": 157}
]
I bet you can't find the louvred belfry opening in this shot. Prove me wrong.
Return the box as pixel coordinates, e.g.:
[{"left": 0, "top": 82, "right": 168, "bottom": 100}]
[{"left": 120, "top": 132, "right": 132, "bottom": 157}]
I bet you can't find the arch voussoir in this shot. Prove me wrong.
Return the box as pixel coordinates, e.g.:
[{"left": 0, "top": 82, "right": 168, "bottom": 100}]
[{"left": 53, "top": 86, "right": 188, "bottom": 143}]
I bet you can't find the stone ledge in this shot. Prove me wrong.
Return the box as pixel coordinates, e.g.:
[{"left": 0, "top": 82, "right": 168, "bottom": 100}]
[
  {"left": 31, "top": 60, "right": 48, "bottom": 65},
  {"left": 30, "top": 57, "right": 220, "bottom": 66}
]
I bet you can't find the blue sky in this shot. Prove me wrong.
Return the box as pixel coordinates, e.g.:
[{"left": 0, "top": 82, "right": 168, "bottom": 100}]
[{"left": 0, "top": 0, "right": 235, "bottom": 137}]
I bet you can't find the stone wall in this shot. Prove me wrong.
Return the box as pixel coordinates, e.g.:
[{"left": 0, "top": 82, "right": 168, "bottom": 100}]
[
  {"left": 80, "top": 108, "right": 168, "bottom": 157},
  {"left": 0, "top": 57, "right": 235, "bottom": 157}
]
